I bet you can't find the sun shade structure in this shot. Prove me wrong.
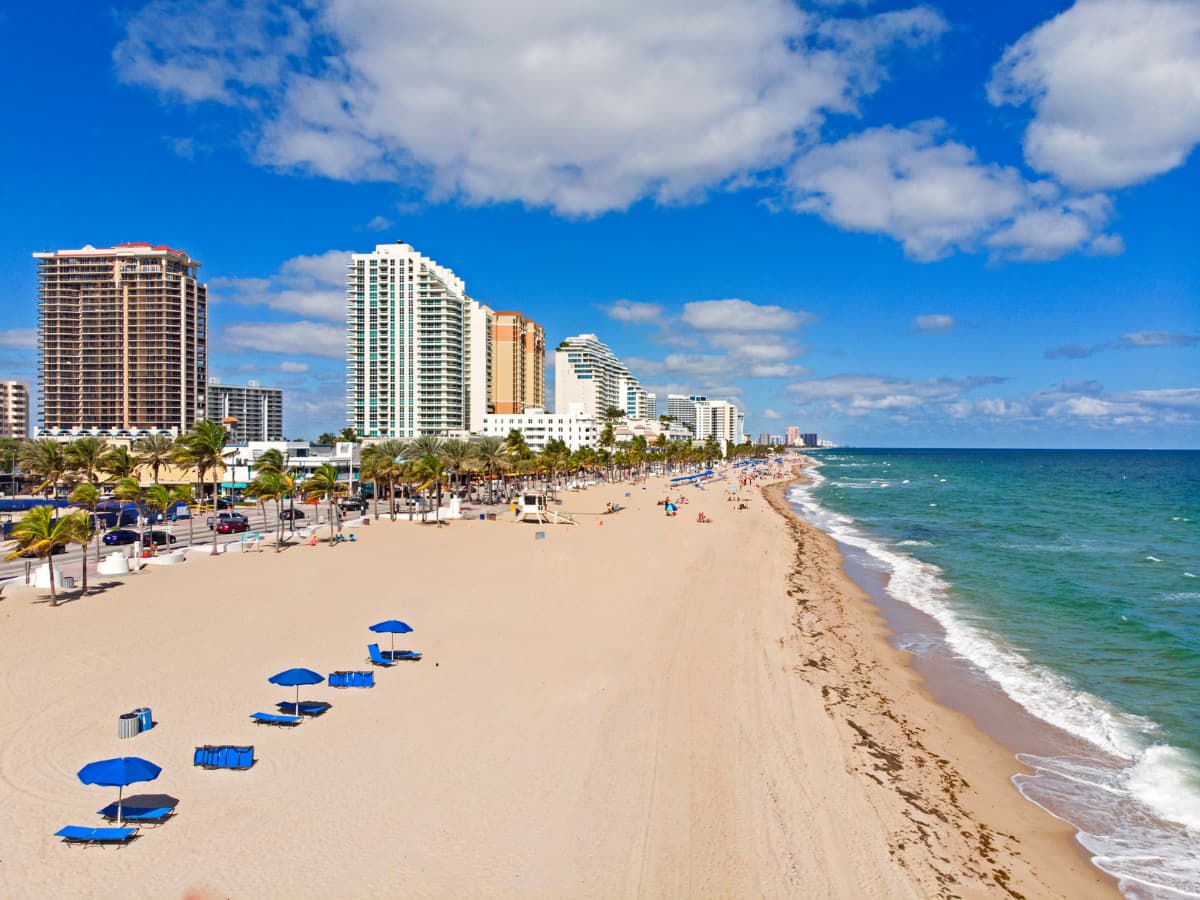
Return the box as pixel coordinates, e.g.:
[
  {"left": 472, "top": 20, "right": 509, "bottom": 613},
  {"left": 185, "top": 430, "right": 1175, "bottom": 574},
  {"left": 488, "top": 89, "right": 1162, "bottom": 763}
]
[
  {"left": 368, "top": 619, "right": 413, "bottom": 655},
  {"left": 268, "top": 667, "right": 325, "bottom": 712},
  {"left": 76, "top": 757, "right": 162, "bottom": 826}
]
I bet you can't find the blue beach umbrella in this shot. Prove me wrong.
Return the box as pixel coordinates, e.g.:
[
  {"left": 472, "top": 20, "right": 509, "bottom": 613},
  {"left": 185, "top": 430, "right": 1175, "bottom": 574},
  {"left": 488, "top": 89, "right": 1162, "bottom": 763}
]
[
  {"left": 77, "top": 756, "right": 162, "bottom": 825},
  {"left": 369, "top": 619, "right": 413, "bottom": 655},
  {"left": 268, "top": 667, "right": 325, "bottom": 711}
]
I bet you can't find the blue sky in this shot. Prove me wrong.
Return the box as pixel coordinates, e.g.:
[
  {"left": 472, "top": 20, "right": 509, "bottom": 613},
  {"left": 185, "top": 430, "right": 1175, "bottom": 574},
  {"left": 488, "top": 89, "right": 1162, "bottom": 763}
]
[{"left": 0, "top": 0, "right": 1197, "bottom": 447}]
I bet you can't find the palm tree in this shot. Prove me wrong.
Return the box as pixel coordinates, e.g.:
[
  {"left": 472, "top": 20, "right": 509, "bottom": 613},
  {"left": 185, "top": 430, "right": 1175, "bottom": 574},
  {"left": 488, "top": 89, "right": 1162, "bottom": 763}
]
[
  {"left": 338, "top": 427, "right": 359, "bottom": 443},
  {"left": 503, "top": 429, "right": 531, "bottom": 462},
  {"left": 413, "top": 453, "right": 447, "bottom": 525},
  {"left": 316, "top": 432, "right": 339, "bottom": 445},
  {"left": 474, "top": 436, "right": 506, "bottom": 504},
  {"left": 359, "top": 445, "right": 386, "bottom": 520},
  {"left": 247, "top": 471, "right": 292, "bottom": 551},
  {"left": 18, "top": 439, "right": 67, "bottom": 498},
  {"left": 302, "top": 464, "right": 346, "bottom": 545},
  {"left": 67, "top": 512, "right": 95, "bottom": 595},
  {"left": 254, "top": 448, "right": 287, "bottom": 476},
  {"left": 177, "top": 421, "right": 230, "bottom": 555},
  {"left": 101, "top": 445, "right": 138, "bottom": 482},
  {"left": 170, "top": 485, "right": 195, "bottom": 550},
  {"left": 133, "top": 434, "right": 176, "bottom": 484},
  {"left": 69, "top": 483, "right": 104, "bottom": 570},
  {"left": 66, "top": 436, "right": 110, "bottom": 486},
  {"left": 143, "top": 484, "right": 171, "bottom": 534},
  {"left": 5, "top": 506, "right": 78, "bottom": 606},
  {"left": 440, "top": 439, "right": 475, "bottom": 494},
  {"left": 113, "top": 476, "right": 143, "bottom": 528},
  {"left": 407, "top": 434, "right": 445, "bottom": 459}
]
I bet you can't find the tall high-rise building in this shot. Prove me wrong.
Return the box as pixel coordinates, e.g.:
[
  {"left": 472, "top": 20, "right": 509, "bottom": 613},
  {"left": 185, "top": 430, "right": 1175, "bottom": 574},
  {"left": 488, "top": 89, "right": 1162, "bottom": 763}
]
[
  {"left": 347, "top": 242, "right": 491, "bottom": 438},
  {"left": 491, "top": 311, "right": 545, "bottom": 415},
  {"left": 786, "top": 425, "right": 800, "bottom": 446},
  {"left": 207, "top": 378, "right": 284, "bottom": 442},
  {"left": 555, "top": 333, "right": 649, "bottom": 418},
  {"left": 665, "top": 394, "right": 698, "bottom": 434},
  {"left": 34, "top": 243, "right": 207, "bottom": 434},
  {"left": 693, "top": 399, "right": 744, "bottom": 447},
  {"left": 0, "top": 380, "right": 29, "bottom": 439}
]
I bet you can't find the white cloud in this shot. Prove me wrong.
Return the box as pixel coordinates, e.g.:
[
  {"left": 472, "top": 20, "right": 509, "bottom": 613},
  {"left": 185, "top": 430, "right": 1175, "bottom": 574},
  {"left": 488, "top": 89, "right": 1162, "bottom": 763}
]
[
  {"left": 0, "top": 328, "right": 36, "bottom": 350},
  {"left": 366, "top": 215, "right": 393, "bottom": 232},
  {"left": 682, "top": 298, "right": 814, "bottom": 332},
  {"left": 787, "top": 373, "right": 1005, "bottom": 416},
  {"left": 115, "top": 0, "right": 945, "bottom": 215},
  {"left": 787, "top": 122, "right": 1122, "bottom": 261},
  {"left": 989, "top": 0, "right": 1200, "bottom": 191},
  {"left": 1046, "top": 330, "right": 1199, "bottom": 358},
  {"left": 910, "top": 314, "right": 955, "bottom": 334},
  {"left": 761, "top": 408, "right": 783, "bottom": 420},
  {"left": 211, "top": 249, "right": 350, "bottom": 321},
  {"left": 279, "top": 360, "right": 310, "bottom": 373},
  {"left": 223, "top": 321, "right": 345, "bottom": 359},
  {"left": 604, "top": 299, "right": 664, "bottom": 324}
]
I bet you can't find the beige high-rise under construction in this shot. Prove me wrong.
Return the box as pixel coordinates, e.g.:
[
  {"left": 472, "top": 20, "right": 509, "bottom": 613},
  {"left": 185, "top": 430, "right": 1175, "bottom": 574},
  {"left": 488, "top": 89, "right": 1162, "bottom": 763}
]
[
  {"left": 34, "top": 243, "right": 207, "bottom": 434},
  {"left": 490, "top": 311, "right": 545, "bottom": 415}
]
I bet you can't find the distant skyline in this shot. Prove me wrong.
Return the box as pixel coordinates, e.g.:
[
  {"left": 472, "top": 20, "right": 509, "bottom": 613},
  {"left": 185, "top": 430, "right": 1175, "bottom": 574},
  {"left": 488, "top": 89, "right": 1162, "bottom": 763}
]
[{"left": 0, "top": 0, "right": 1196, "bottom": 448}]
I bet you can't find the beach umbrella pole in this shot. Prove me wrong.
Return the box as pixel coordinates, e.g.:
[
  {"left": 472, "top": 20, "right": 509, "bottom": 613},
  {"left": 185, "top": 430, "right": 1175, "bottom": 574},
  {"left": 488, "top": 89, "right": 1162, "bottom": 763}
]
[{"left": 118, "top": 785, "right": 123, "bottom": 825}]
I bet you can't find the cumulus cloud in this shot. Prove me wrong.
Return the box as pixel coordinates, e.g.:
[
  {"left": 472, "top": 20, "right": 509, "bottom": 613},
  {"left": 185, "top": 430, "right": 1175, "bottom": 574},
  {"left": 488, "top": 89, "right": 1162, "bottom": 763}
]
[
  {"left": 223, "top": 320, "right": 345, "bottom": 359},
  {"left": 604, "top": 299, "right": 664, "bottom": 324},
  {"left": 211, "top": 249, "right": 350, "bottom": 321},
  {"left": 682, "top": 299, "right": 814, "bottom": 332},
  {"left": 115, "top": 0, "right": 946, "bottom": 215},
  {"left": 279, "top": 360, "right": 310, "bottom": 373},
  {"left": 1045, "top": 331, "right": 1199, "bottom": 359},
  {"left": 365, "top": 215, "right": 393, "bottom": 232},
  {"left": 786, "top": 373, "right": 1005, "bottom": 416},
  {"left": 989, "top": 0, "right": 1200, "bottom": 191},
  {"left": 761, "top": 408, "right": 783, "bottom": 419},
  {"left": 0, "top": 328, "right": 36, "bottom": 350},
  {"left": 787, "top": 122, "right": 1122, "bottom": 261},
  {"left": 910, "top": 314, "right": 955, "bottom": 334}
]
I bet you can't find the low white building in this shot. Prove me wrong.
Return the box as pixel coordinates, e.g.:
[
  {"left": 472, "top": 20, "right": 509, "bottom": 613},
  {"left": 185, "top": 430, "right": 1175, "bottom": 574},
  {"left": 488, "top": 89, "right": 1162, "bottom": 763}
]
[
  {"left": 223, "top": 441, "right": 361, "bottom": 489},
  {"left": 480, "top": 404, "right": 598, "bottom": 452},
  {"left": 614, "top": 417, "right": 691, "bottom": 443}
]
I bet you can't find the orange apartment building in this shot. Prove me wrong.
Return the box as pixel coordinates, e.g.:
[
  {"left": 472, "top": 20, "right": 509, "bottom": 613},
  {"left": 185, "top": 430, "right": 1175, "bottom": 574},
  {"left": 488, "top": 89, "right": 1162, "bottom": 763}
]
[{"left": 490, "top": 311, "right": 545, "bottom": 415}]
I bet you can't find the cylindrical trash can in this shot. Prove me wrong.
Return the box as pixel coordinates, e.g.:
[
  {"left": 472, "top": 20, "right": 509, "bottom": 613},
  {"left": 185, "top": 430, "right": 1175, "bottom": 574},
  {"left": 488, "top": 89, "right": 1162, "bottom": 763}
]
[
  {"left": 118, "top": 713, "right": 139, "bottom": 739},
  {"left": 135, "top": 707, "right": 153, "bottom": 732}
]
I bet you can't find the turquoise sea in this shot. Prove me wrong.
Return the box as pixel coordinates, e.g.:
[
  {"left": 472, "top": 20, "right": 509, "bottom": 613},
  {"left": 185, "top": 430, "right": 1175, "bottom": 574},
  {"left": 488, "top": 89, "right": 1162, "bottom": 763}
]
[{"left": 785, "top": 450, "right": 1199, "bottom": 899}]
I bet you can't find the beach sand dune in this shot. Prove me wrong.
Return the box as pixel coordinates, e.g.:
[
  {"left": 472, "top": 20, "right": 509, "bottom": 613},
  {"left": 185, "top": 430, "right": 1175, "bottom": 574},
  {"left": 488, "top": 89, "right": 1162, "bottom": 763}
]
[{"left": 0, "top": 476, "right": 1111, "bottom": 898}]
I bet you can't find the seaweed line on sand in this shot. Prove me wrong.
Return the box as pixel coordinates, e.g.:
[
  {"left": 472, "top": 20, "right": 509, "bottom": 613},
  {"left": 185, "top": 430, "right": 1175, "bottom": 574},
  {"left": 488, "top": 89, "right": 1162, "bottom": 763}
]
[{"left": 763, "top": 478, "right": 1030, "bottom": 900}]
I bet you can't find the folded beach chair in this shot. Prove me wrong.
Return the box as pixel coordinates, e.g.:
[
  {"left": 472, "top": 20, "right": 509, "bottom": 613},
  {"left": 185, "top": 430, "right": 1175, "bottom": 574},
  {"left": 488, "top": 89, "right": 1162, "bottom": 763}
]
[
  {"left": 97, "top": 804, "right": 174, "bottom": 825},
  {"left": 328, "top": 670, "right": 375, "bottom": 688},
  {"left": 381, "top": 649, "right": 423, "bottom": 661},
  {"left": 194, "top": 745, "right": 254, "bottom": 769},
  {"left": 55, "top": 825, "right": 138, "bottom": 846},
  {"left": 250, "top": 711, "right": 302, "bottom": 727},
  {"left": 275, "top": 701, "right": 331, "bottom": 716},
  {"left": 367, "top": 643, "right": 396, "bottom": 667}
]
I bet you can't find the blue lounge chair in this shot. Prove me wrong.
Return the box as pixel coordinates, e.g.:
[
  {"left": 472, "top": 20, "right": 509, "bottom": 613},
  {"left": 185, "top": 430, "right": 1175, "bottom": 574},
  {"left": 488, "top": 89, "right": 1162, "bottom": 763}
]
[
  {"left": 382, "top": 649, "right": 423, "bottom": 661},
  {"left": 275, "top": 701, "right": 331, "bottom": 716},
  {"left": 250, "top": 711, "right": 302, "bottom": 727},
  {"left": 367, "top": 643, "right": 396, "bottom": 667},
  {"left": 194, "top": 745, "right": 254, "bottom": 769},
  {"left": 55, "top": 825, "right": 138, "bottom": 846},
  {"left": 97, "top": 804, "right": 174, "bottom": 825},
  {"left": 329, "top": 670, "right": 375, "bottom": 688}
]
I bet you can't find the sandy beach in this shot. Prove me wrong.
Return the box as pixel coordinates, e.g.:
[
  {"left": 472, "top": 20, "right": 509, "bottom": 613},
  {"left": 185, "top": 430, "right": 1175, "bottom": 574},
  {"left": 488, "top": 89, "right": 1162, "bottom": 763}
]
[{"left": 0, "top": 471, "right": 1114, "bottom": 898}]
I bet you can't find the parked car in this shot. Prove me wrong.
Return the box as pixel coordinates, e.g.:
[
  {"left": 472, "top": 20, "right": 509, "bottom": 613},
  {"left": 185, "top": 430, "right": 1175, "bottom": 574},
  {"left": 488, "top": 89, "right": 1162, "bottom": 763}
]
[
  {"left": 339, "top": 498, "right": 363, "bottom": 511},
  {"left": 279, "top": 509, "right": 306, "bottom": 521},
  {"left": 141, "top": 530, "right": 177, "bottom": 546},
  {"left": 207, "top": 511, "right": 249, "bottom": 530},
  {"left": 102, "top": 529, "right": 141, "bottom": 546},
  {"left": 216, "top": 519, "right": 250, "bottom": 534}
]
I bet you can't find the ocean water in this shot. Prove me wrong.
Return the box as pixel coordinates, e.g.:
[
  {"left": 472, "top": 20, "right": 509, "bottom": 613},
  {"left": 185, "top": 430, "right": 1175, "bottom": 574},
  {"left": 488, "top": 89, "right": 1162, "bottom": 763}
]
[{"left": 785, "top": 449, "right": 1200, "bottom": 899}]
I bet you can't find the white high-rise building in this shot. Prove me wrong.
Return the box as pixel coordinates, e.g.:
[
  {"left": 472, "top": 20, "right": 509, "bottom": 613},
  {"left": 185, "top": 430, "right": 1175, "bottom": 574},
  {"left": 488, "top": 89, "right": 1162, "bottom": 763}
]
[
  {"left": 693, "top": 398, "right": 744, "bottom": 447},
  {"left": 0, "top": 380, "right": 29, "bottom": 439},
  {"left": 207, "top": 378, "right": 284, "bottom": 442},
  {"left": 347, "top": 242, "right": 492, "bottom": 438},
  {"left": 555, "top": 333, "right": 650, "bottom": 419},
  {"left": 666, "top": 394, "right": 704, "bottom": 435}
]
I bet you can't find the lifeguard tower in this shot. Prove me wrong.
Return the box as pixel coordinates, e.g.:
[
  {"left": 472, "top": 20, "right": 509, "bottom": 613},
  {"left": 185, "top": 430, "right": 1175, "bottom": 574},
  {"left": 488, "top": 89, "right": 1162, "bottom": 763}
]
[{"left": 517, "top": 493, "right": 576, "bottom": 525}]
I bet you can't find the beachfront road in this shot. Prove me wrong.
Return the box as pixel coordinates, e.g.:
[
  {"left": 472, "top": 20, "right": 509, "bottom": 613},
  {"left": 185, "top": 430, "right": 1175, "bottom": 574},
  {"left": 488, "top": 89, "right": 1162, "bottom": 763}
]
[{"left": 0, "top": 504, "right": 319, "bottom": 582}]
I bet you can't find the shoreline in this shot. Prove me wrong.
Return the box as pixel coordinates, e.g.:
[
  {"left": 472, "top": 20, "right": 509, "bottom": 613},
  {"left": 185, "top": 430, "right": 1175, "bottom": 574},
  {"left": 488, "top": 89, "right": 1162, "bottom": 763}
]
[{"left": 762, "top": 476, "right": 1118, "bottom": 897}]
